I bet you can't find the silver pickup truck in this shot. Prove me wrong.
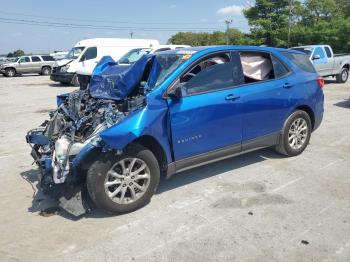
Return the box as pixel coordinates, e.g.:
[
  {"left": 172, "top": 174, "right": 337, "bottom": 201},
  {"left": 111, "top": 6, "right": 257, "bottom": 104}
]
[
  {"left": 0, "top": 55, "right": 56, "bottom": 77},
  {"left": 291, "top": 45, "right": 350, "bottom": 83}
]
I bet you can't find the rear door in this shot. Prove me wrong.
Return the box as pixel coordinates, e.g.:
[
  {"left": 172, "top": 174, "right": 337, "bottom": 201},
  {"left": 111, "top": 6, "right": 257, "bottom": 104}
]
[
  {"left": 168, "top": 51, "right": 245, "bottom": 160},
  {"left": 30, "top": 56, "right": 42, "bottom": 72},
  {"left": 235, "top": 51, "right": 294, "bottom": 149}
]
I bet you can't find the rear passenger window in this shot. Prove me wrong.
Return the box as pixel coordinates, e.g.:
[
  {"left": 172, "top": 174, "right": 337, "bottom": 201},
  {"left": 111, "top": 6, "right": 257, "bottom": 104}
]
[
  {"left": 324, "top": 47, "right": 332, "bottom": 58},
  {"left": 281, "top": 52, "right": 316, "bottom": 73},
  {"left": 239, "top": 51, "right": 274, "bottom": 83},
  {"left": 181, "top": 52, "right": 236, "bottom": 95},
  {"left": 41, "top": 56, "right": 55, "bottom": 61},
  {"left": 81, "top": 47, "right": 97, "bottom": 61},
  {"left": 31, "top": 56, "right": 41, "bottom": 62},
  {"left": 271, "top": 56, "right": 290, "bottom": 78}
]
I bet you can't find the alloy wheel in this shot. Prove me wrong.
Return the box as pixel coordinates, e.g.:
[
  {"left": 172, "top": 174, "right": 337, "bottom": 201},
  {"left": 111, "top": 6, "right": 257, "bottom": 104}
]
[
  {"left": 104, "top": 158, "right": 151, "bottom": 204},
  {"left": 288, "top": 118, "right": 308, "bottom": 150}
]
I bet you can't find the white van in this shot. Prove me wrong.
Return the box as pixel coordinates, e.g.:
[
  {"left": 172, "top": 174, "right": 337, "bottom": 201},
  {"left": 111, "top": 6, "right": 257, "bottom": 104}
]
[{"left": 50, "top": 38, "right": 159, "bottom": 86}]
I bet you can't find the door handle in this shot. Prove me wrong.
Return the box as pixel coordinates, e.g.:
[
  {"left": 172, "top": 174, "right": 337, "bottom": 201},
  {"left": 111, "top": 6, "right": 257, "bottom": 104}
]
[
  {"left": 225, "top": 94, "right": 240, "bottom": 101},
  {"left": 283, "top": 83, "right": 293, "bottom": 89}
]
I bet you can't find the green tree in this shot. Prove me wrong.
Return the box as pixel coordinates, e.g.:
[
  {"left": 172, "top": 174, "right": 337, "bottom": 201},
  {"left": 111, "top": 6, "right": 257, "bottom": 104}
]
[
  {"left": 243, "top": 0, "right": 291, "bottom": 47},
  {"left": 168, "top": 29, "right": 249, "bottom": 46},
  {"left": 7, "top": 52, "right": 14, "bottom": 58},
  {"left": 13, "top": 49, "right": 25, "bottom": 57}
]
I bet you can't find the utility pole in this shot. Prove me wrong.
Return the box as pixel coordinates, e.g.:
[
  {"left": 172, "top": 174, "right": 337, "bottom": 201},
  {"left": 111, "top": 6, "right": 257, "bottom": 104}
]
[
  {"left": 225, "top": 20, "right": 232, "bottom": 45},
  {"left": 287, "top": 0, "right": 294, "bottom": 48},
  {"left": 130, "top": 31, "right": 134, "bottom": 39}
]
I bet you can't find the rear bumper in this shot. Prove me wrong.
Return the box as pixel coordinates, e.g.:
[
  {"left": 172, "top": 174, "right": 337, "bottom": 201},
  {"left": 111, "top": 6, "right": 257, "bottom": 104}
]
[{"left": 50, "top": 72, "right": 74, "bottom": 83}]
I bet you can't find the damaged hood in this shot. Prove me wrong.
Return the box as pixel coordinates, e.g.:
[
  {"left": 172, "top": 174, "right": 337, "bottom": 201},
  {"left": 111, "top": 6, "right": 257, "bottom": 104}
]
[{"left": 89, "top": 55, "right": 154, "bottom": 100}]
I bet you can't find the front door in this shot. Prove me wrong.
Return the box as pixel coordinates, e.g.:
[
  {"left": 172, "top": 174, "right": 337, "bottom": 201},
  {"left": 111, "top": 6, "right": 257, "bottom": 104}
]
[
  {"left": 17, "top": 56, "right": 32, "bottom": 73},
  {"left": 168, "top": 51, "right": 245, "bottom": 160}
]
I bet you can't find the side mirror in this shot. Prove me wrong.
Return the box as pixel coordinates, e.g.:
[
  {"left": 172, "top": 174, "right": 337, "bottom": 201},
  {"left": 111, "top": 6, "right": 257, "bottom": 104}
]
[
  {"left": 312, "top": 54, "right": 321, "bottom": 60},
  {"left": 167, "top": 83, "right": 185, "bottom": 100},
  {"left": 18, "top": 60, "right": 21, "bottom": 64}
]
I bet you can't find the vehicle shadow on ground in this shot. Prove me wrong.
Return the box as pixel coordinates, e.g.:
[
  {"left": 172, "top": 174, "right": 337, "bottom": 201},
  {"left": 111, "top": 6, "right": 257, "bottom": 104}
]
[
  {"left": 157, "top": 147, "right": 282, "bottom": 194},
  {"left": 334, "top": 99, "right": 350, "bottom": 109},
  {"left": 48, "top": 83, "right": 73, "bottom": 88},
  {"left": 20, "top": 147, "right": 283, "bottom": 220}
]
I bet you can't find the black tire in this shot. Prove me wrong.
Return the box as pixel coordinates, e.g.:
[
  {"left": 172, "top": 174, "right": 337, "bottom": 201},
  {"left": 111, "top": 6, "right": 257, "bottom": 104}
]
[
  {"left": 336, "top": 68, "right": 349, "bottom": 83},
  {"left": 41, "top": 66, "right": 51, "bottom": 75},
  {"left": 4, "top": 68, "right": 16, "bottom": 77},
  {"left": 275, "top": 110, "right": 312, "bottom": 156},
  {"left": 87, "top": 144, "right": 160, "bottom": 214},
  {"left": 71, "top": 74, "right": 79, "bottom": 86}
]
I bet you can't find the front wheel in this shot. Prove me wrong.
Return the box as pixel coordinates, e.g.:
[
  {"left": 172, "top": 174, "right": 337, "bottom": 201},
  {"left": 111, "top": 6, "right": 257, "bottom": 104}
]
[
  {"left": 71, "top": 74, "right": 79, "bottom": 86},
  {"left": 336, "top": 68, "right": 349, "bottom": 83},
  {"left": 5, "top": 68, "right": 16, "bottom": 77},
  {"left": 275, "top": 110, "right": 312, "bottom": 156},
  {"left": 87, "top": 144, "right": 160, "bottom": 214}
]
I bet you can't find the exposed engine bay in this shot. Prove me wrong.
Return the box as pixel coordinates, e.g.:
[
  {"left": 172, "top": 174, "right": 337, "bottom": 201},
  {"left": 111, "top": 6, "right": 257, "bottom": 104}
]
[{"left": 26, "top": 68, "right": 148, "bottom": 215}]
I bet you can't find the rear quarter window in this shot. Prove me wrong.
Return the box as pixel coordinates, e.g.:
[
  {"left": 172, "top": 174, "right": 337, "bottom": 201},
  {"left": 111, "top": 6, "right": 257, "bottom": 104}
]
[
  {"left": 281, "top": 51, "right": 316, "bottom": 73},
  {"left": 41, "top": 56, "right": 55, "bottom": 61}
]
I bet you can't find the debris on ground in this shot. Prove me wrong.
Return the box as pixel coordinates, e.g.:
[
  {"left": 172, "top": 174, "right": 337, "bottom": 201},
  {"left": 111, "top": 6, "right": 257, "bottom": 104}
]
[
  {"left": 301, "top": 240, "right": 309, "bottom": 245},
  {"left": 39, "top": 207, "right": 60, "bottom": 217}
]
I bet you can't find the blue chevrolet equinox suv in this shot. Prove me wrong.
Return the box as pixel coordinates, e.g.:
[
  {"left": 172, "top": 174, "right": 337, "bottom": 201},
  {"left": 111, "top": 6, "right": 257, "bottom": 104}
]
[{"left": 27, "top": 46, "right": 324, "bottom": 215}]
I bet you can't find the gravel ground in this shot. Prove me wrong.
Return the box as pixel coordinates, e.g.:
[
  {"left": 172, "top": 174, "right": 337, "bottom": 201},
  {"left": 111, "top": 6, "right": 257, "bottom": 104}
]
[{"left": 0, "top": 74, "right": 349, "bottom": 262}]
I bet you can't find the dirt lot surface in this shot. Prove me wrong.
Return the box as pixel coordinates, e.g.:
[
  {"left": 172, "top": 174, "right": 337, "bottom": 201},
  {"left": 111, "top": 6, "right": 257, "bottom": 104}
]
[{"left": 0, "top": 75, "right": 349, "bottom": 262}]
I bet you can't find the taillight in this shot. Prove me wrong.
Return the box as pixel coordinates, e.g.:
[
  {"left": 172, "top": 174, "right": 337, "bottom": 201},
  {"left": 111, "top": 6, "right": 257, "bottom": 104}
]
[{"left": 316, "top": 77, "right": 324, "bottom": 89}]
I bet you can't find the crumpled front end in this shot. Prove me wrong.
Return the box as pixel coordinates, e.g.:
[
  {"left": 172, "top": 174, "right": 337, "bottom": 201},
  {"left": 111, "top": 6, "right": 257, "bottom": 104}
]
[{"left": 26, "top": 89, "right": 131, "bottom": 216}]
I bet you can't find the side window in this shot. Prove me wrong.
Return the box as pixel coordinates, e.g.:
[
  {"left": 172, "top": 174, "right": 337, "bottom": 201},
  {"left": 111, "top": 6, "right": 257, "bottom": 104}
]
[
  {"left": 31, "top": 56, "right": 41, "bottom": 62},
  {"left": 41, "top": 55, "right": 55, "bottom": 61},
  {"left": 271, "top": 56, "right": 290, "bottom": 78},
  {"left": 281, "top": 51, "right": 316, "bottom": 73},
  {"left": 181, "top": 52, "right": 235, "bottom": 95},
  {"left": 313, "top": 47, "right": 325, "bottom": 59},
  {"left": 20, "top": 57, "right": 30, "bottom": 62},
  {"left": 240, "top": 51, "right": 274, "bottom": 83},
  {"left": 324, "top": 47, "right": 332, "bottom": 58},
  {"left": 81, "top": 47, "right": 97, "bottom": 61}
]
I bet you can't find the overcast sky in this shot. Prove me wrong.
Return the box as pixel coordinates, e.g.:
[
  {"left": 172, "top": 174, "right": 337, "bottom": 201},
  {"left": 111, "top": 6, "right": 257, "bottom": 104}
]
[{"left": 0, "top": 0, "right": 251, "bottom": 54}]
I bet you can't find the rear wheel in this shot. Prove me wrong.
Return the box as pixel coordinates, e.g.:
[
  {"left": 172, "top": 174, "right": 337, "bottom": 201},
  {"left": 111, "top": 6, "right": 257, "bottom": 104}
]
[
  {"left": 87, "top": 144, "right": 160, "bottom": 214},
  {"left": 5, "top": 68, "right": 16, "bottom": 77},
  {"left": 275, "top": 110, "right": 312, "bottom": 156},
  {"left": 41, "top": 66, "right": 51, "bottom": 75},
  {"left": 336, "top": 68, "right": 349, "bottom": 83},
  {"left": 71, "top": 74, "right": 79, "bottom": 86}
]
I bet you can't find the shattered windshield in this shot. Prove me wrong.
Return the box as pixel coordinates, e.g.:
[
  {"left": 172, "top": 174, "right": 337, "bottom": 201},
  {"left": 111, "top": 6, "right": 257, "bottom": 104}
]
[
  {"left": 65, "top": 47, "right": 85, "bottom": 59},
  {"left": 118, "top": 48, "right": 152, "bottom": 64},
  {"left": 147, "top": 53, "right": 186, "bottom": 90}
]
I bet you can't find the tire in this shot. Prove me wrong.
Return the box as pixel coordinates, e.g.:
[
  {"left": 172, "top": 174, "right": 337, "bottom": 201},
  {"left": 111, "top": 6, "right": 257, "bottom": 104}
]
[
  {"left": 4, "top": 68, "right": 16, "bottom": 77},
  {"left": 87, "top": 144, "right": 160, "bottom": 214},
  {"left": 71, "top": 74, "right": 79, "bottom": 86},
  {"left": 275, "top": 110, "right": 312, "bottom": 156},
  {"left": 41, "top": 66, "right": 51, "bottom": 76},
  {"left": 336, "top": 68, "right": 349, "bottom": 83}
]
